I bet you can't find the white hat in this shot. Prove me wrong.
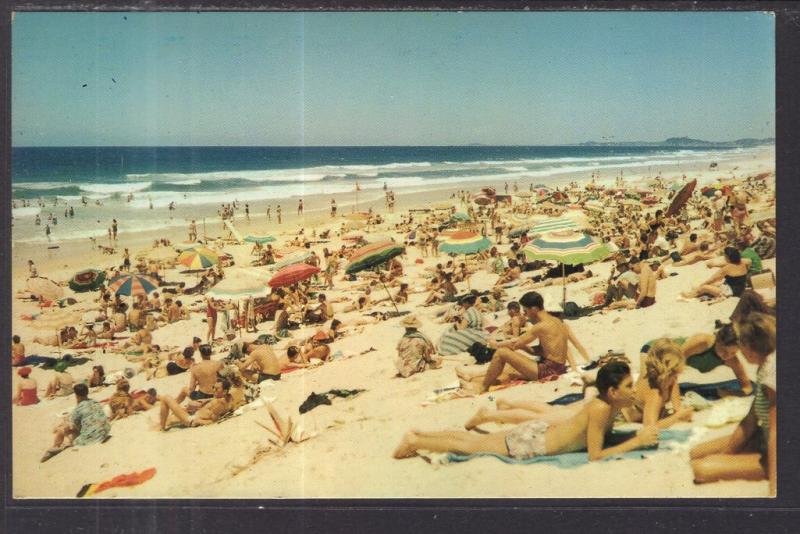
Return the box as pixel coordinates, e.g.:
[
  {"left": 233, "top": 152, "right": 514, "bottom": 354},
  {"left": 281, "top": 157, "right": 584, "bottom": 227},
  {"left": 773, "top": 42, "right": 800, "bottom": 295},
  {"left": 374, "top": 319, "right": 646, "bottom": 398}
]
[{"left": 400, "top": 315, "right": 422, "bottom": 328}]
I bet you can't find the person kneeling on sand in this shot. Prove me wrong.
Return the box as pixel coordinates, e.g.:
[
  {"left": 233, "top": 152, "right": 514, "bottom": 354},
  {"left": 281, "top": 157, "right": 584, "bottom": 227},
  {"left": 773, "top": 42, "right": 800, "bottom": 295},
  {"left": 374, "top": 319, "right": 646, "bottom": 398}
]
[
  {"left": 159, "top": 378, "right": 233, "bottom": 431},
  {"left": 395, "top": 315, "right": 441, "bottom": 378},
  {"left": 457, "top": 292, "right": 591, "bottom": 393},
  {"left": 393, "top": 361, "right": 658, "bottom": 460},
  {"left": 44, "top": 383, "right": 111, "bottom": 460}
]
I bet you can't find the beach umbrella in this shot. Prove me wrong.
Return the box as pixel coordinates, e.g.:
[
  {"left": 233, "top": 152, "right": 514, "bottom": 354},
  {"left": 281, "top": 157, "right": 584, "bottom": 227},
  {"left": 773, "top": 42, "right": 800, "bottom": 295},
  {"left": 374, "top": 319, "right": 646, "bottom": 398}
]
[
  {"left": 272, "top": 250, "right": 313, "bottom": 270},
  {"left": 473, "top": 195, "right": 493, "bottom": 206},
  {"left": 243, "top": 234, "right": 276, "bottom": 244},
  {"left": 666, "top": 179, "right": 697, "bottom": 217},
  {"left": 207, "top": 269, "right": 271, "bottom": 300},
  {"left": 107, "top": 273, "right": 159, "bottom": 297},
  {"left": 26, "top": 277, "right": 64, "bottom": 301},
  {"left": 177, "top": 246, "right": 219, "bottom": 270},
  {"left": 438, "top": 231, "right": 492, "bottom": 255},
  {"left": 508, "top": 226, "right": 530, "bottom": 238},
  {"left": 268, "top": 263, "right": 320, "bottom": 289},
  {"left": 345, "top": 241, "right": 405, "bottom": 275},
  {"left": 521, "top": 230, "right": 612, "bottom": 306},
  {"left": 450, "top": 212, "right": 472, "bottom": 222},
  {"left": 174, "top": 242, "right": 203, "bottom": 252},
  {"left": 68, "top": 269, "right": 106, "bottom": 293},
  {"left": 345, "top": 241, "right": 406, "bottom": 312},
  {"left": 530, "top": 216, "right": 580, "bottom": 235}
]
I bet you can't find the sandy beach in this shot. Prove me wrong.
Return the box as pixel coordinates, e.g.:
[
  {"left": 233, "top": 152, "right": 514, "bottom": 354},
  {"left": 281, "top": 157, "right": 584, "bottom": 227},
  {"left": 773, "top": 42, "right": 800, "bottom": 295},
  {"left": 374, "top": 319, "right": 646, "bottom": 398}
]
[{"left": 9, "top": 145, "right": 777, "bottom": 499}]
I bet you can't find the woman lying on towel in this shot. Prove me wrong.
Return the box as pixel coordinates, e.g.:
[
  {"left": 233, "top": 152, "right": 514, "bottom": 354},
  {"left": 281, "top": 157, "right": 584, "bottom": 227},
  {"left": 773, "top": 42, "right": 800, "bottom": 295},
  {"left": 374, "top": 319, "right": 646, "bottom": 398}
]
[
  {"left": 394, "top": 362, "right": 658, "bottom": 461},
  {"left": 691, "top": 313, "right": 776, "bottom": 496}
]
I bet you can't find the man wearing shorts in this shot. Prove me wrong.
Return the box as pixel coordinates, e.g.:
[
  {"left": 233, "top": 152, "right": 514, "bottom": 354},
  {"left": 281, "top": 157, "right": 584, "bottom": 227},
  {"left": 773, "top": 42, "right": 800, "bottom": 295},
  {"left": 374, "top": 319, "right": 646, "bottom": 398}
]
[
  {"left": 479, "top": 291, "right": 591, "bottom": 393},
  {"left": 175, "top": 344, "right": 222, "bottom": 403}
]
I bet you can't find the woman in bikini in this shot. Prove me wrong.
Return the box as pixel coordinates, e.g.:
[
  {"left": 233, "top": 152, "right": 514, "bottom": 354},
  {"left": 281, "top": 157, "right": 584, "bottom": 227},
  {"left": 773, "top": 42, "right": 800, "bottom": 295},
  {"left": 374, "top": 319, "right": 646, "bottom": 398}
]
[
  {"left": 638, "top": 321, "right": 752, "bottom": 395},
  {"left": 681, "top": 247, "right": 751, "bottom": 300}
]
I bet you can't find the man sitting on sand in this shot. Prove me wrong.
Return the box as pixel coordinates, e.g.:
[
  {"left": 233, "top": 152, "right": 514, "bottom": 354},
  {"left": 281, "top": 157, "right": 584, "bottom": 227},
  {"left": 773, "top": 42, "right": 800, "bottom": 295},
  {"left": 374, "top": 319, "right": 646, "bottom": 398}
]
[
  {"left": 175, "top": 344, "right": 223, "bottom": 402},
  {"left": 457, "top": 292, "right": 591, "bottom": 393},
  {"left": 395, "top": 315, "right": 441, "bottom": 378},
  {"left": 393, "top": 362, "right": 658, "bottom": 461},
  {"left": 490, "top": 301, "right": 527, "bottom": 342},
  {"left": 494, "top": 259, "right": 522, "bottom": 287},
  {"left": 237, "top": 342, "right": 283, "bottom": 382},
  {"left": 12, "top": 334, "right": 25, "bottom": 366},
  {"left": 629, "top": 257, "right": 657, "bottom": 308},
  {"left": 304, "top": 293, "right": 333, "bottom": 324},
  {"left": 44, "top": 383, "right": 111, "bottom": 460},
  {"left": 158, "top": 378, "right": 233, "bottom": 431}
]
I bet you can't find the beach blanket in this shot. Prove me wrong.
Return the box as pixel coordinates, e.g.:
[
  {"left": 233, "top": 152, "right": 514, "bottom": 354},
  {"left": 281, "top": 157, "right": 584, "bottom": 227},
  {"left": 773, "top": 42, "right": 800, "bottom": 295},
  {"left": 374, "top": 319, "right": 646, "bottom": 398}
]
[
  {"left": 76, "top": 467, "right": 156, "bottom": 497},
  {"left": 23, "top": 355, "right": 93, "bottom": 369},
  {"left": 440, "top": 429, "right": 692, "bottom": 468}
]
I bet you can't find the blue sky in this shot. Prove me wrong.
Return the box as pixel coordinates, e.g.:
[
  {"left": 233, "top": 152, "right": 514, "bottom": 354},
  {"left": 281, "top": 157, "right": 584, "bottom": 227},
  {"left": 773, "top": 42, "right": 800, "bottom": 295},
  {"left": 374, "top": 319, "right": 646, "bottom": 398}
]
[{"left": 12, "top": 11, "right": 774, "bottom": 146}]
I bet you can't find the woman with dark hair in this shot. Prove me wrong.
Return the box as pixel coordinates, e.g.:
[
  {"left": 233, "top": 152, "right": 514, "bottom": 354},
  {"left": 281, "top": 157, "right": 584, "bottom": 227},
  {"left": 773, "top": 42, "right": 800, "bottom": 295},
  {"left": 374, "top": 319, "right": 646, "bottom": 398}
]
[
  {"left": 437, "top": 294, "right": 488, "bottom": 356},
  {"left": 730, "top": 290, "right": 774, "bottom": 323},
  {"left": 88, "top": 365, "right": 105, "bottom": 388},
  {"left": 681, "top": 246, "right": 751, "bottom": 299}
]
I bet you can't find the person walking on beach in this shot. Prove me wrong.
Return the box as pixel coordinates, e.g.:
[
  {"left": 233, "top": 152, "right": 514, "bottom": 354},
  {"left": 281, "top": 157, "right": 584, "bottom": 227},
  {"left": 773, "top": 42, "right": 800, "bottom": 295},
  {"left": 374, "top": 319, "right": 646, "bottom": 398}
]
[
  {"left": 188, "top": 220, "right": 197, "bottom": 242},
  {"left": 45, "top": 224, "right": 51, "bottom": 241},
  {"left": 122, "top": 248, "right": 131, "bottom": 271},
  {"left": 331, "top": 199, "right": 337, "bottom": 217},
  {"left": 266, "top": 206, "right": 271, "bottom": 221},
  {"left": 245, "top": 203, "right": 250, "bottom": 220},
  {"left": 298, "top": 199, "right": 304, "bottom": 216},
  {"left": 112, "top": 219, "right": 118, "bottom": 241},
  {"left": 277, "top": 205, "right": 282, "bottom": 224}
]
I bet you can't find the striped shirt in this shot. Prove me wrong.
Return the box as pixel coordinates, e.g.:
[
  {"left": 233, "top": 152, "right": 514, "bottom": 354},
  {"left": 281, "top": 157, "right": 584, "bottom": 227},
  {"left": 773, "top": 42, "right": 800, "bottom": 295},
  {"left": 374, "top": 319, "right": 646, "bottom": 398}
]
[{"left": 754, "top": 352, "right": 776, "bottom": 453}]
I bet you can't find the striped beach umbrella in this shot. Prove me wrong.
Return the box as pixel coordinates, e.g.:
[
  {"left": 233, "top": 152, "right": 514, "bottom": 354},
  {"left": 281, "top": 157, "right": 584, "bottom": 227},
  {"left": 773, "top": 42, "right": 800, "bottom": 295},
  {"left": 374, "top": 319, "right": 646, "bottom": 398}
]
[
  {"left": 522, "top": 230, "right": 611, "bottom": 305},
  {"left": 107, "top": 273, "right": 159, "bottom": 297},
  {"left": 177, "top": 246, "right": 219, "bottom": 270},
  {"left": 345, "top": 241, "right": 405, "bottom": 275},
  {"left": 438, "top": 231, "right": 492, "bottom": 255},
  {"left": 272, "top": 250, "right": 313, "bottom": 270},
  {"left": 530, "top": 216, "right": 580, "bottom": 235},
  {"left": 69, "top": 269, "right": 106, "bottom": 293},
  {"left": 268, "top": 263, "right": 320, "bottom": 289},
  {"left": 243, "top": 234, "right": 276, "bottom": 244}
]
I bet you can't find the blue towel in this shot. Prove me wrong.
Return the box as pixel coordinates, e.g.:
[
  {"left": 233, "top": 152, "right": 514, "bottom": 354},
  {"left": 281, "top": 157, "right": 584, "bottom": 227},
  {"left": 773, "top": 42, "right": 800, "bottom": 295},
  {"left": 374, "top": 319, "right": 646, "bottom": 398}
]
[
  {"left": 22, "top": 355, "right": 58, "bottom": 367},
  {"left": 679, "top": 380, "right": 747, "bottom": 400},
  {"left": 444, "top": 429, "right": 692, "bottom": 468}
]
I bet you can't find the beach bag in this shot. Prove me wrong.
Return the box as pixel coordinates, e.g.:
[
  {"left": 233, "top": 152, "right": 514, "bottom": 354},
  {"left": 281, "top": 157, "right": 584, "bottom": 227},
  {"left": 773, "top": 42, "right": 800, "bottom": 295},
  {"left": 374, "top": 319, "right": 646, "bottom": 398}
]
[
  {"left": 467, "top": 341, "right": 496, "bottom": 364},
  {"left": 563, "top": 301, "right": 581, "bottom": 319}
]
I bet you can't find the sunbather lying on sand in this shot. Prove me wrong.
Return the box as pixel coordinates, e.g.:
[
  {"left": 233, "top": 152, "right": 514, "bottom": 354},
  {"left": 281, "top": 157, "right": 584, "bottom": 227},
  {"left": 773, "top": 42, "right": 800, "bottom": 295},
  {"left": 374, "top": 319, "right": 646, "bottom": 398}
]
[
  {"left": 394, "top": 362, "right": 658, "bottom": 461},
  {"left": 464, "top": 388, "right": 599, "bottom": 430}
]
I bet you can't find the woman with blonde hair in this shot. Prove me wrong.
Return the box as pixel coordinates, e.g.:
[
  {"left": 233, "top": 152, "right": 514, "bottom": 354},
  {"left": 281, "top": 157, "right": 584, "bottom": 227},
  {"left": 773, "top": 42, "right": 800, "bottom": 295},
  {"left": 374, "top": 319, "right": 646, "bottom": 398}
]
[
  {"left": 691, "top": 312, "right": 776, "bottom": 495},
  {"left": 623, "top": 338, "right": 694, "bottom": 428}
]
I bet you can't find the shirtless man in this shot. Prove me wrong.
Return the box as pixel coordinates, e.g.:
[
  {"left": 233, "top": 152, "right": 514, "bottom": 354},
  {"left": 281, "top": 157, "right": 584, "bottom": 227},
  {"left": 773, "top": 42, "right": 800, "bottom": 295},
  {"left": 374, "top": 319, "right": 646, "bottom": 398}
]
[
  {"left": 394, "top": 362, "right": 658, "bottom": 461},
  {"left": 494, "top": 259, "right": 521, "bottom": 286},
  {"left": 176, "top": 345, "right": 223, "bottom": 402},
  {"left": 459, "top": 292, "right": 591, "bottom": 393},
  {"left": 490, "top": 301, "right": 527, "bottom": 342},
  {"left": 12, "top": 335, "right": 25, "bottom": 366},
  {"left": 122, "top": 327, "right": 152, "bottom": 351},
  {"left": 629, "top": 257, "right": 657, "bottom": 308},
  {"left": 159, "top": 378, "right": 232, "bottom": 431},
  {"left": 237, "top": 343, "right": 282, "bottom": 382}
]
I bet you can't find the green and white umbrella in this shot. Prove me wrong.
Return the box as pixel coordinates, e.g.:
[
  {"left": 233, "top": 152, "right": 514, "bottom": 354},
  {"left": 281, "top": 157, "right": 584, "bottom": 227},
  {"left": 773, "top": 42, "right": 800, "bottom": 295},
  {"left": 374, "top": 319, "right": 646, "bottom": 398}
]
[
  {"left": 243, "top": 234, "right": 277, "bottom": 244},
  {"left": 529, "top": 216, "right": 580, "bottom": 235},
  {"left": 521, "top": 230, "right": 611, "bottom": 306}
]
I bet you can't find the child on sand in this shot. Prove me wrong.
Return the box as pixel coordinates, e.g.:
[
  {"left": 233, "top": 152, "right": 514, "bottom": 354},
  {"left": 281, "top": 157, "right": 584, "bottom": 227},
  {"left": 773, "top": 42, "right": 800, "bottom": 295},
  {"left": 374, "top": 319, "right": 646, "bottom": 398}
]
[{"left": 393, "top": 362, "right": 658, "bottom": 460}]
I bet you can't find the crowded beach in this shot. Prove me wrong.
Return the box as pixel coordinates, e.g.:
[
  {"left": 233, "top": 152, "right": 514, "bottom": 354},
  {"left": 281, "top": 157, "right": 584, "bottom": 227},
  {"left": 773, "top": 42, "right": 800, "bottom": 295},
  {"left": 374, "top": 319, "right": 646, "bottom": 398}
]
[{"left": 11, "top": 154, "right": 777, "bottom": 498}]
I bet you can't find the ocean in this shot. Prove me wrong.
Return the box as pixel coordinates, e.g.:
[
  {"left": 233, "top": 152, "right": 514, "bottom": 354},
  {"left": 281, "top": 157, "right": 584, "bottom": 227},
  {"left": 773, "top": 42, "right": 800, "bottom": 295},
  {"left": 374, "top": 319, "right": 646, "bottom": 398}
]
[{"left": 11, "top": 145, "right": 755, "bottom": 244}]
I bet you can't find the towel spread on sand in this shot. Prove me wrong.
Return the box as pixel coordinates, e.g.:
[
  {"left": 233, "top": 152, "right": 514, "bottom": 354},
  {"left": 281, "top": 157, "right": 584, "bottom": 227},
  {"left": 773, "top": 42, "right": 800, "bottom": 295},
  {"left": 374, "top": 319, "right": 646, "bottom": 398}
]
[
  {"left": 76, "top": 467, "right": 156, "bottom": 497},
  {"left": 441, "top": 429, "right": 692, "bottom": 467}
]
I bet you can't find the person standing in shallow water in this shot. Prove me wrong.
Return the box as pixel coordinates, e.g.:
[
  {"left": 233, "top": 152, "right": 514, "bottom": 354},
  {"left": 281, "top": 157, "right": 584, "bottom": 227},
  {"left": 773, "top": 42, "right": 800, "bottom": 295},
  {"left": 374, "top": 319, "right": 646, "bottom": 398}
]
[
  {"left": 298, "top": 199, "right": 304, "bottom": 216},
  {"left": 277, "top": 205, "right": 282, "bottom": 224}
]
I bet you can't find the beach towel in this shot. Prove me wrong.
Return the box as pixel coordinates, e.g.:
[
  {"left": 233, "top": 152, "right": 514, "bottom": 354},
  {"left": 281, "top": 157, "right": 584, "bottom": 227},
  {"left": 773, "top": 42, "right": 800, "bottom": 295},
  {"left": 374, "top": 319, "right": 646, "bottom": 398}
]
[
  {"left": 76, "top": 467, "right": 156, "bottom": 497},
  {"left": 679, "top": 379, "right": 749, "bottom": 400},
  {"left": 440, "top": 429, "right": 692, "bottom": 468}
]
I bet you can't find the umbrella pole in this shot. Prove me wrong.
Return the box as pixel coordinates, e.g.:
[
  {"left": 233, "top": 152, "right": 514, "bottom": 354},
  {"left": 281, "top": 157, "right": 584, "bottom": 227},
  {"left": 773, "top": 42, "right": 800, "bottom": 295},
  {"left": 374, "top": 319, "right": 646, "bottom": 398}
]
[
  {"left": 561, "top": 263, "right": 566, "bottom": 309},
  {"left": 381, "top": 279, "right": 400, "bottom": 314}
]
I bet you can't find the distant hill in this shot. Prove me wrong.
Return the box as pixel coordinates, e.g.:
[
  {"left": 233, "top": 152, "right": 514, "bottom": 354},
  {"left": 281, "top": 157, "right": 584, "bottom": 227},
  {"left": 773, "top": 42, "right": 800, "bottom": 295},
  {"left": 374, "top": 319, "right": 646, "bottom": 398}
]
[{"left": 579, "top": 137, "right": 774, "bottom": 148}]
